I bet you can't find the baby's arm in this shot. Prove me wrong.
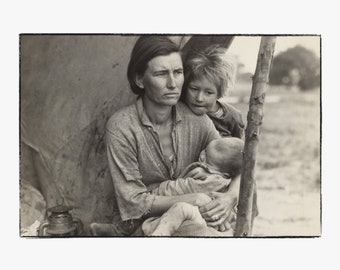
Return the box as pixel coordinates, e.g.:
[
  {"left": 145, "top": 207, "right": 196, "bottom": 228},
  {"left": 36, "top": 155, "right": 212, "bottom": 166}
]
[
  {"left": 182, "top": 166, "right": 210, "bottom": 180},
  {"left": 150, "top": 174, "right": 231, "bottom": 196},
  {"left": 149, "top": 163, "right": 231, "bottom": 196}
]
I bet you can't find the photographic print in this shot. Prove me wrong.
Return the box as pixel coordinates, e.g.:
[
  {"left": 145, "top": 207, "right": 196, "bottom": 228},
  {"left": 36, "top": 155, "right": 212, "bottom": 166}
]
[{"left": 19, "top": 34, "right": 321, "bottom": 237}]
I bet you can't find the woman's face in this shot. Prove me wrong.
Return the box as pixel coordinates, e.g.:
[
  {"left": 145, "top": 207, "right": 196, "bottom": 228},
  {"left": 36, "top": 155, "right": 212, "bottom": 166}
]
[
  {"left": 136, "top": 52, "right": 184, "bottom": 107},
  {"left": 185, "top": 76, "right": 219, "bottom": 115}
]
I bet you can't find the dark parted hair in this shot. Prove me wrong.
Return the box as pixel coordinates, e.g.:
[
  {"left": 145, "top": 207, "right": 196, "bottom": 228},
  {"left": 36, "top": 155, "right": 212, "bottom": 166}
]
[{"left": 127, "top": 36, "right": 181, "bottom": 95}]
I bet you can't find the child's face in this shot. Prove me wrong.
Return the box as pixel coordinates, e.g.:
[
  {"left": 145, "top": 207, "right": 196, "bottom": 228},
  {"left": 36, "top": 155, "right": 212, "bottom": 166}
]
[{"left": 185, "top": 76, "right": 219, "bottom": 115}]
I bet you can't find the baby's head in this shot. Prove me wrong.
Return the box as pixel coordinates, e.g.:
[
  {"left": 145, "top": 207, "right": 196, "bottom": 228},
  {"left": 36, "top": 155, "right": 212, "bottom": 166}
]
[{"left": 199, "top": 137, "right": 244, "bottom": 177}]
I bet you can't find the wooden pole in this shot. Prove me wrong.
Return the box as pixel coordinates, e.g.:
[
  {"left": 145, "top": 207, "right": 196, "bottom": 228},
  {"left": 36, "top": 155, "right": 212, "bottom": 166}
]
[{"left": 234, "top": 36, "right": 276, "bottom": 237}]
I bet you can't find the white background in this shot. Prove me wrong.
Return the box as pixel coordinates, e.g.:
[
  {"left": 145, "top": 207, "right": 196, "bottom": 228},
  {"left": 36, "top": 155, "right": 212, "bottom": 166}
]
[{"left": 1, "top": 1, "right": 338, "bottom": 269}]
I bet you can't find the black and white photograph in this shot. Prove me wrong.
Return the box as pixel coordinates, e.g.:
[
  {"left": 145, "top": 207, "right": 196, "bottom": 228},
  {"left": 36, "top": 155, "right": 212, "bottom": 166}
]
[
  {"left": 19, "top": 34, "right": 321, "bottom": 237},
  {"left": 3, "top": 1, "right": 339, "bottom": 269}
]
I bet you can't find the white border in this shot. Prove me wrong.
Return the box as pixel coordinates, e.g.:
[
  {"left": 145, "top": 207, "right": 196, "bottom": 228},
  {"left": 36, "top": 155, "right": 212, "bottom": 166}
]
[{"left": 1, "top": 0, "right": 339, "bottom": 269}]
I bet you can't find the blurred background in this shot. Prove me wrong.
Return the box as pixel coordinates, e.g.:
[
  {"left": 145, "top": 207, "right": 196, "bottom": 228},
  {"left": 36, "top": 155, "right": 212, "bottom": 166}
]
[{"left": 223, "top": 36, "right": 321, "bottom": 236}]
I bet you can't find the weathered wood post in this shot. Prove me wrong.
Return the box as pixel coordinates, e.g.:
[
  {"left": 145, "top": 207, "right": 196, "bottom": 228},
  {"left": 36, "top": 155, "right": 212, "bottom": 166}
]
[{"left": 234, "top": 36, "right": 276, "bottom": 237}]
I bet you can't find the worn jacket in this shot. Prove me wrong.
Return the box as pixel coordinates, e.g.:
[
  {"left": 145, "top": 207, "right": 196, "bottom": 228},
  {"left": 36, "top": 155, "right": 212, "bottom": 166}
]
[
  {"left": 208, "top": 100, "right": 245, "bottom": 138},
  {"left": 106, "top": 98, "right": 220, "bottom": 222}
]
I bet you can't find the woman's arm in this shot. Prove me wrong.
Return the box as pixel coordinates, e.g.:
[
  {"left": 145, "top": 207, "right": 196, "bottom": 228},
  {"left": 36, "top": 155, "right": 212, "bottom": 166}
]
[
  {"left": 198, "top": 174, "right": 241, "bottom": 226},
  {"left": 106, "top": 125, "right": 214, "bottom": 220}
]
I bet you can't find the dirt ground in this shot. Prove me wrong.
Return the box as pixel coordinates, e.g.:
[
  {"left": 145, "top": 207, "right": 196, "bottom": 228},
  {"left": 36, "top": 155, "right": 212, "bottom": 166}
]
[{"left": 224, "top": 84, "right": 321, "bottom": 237}]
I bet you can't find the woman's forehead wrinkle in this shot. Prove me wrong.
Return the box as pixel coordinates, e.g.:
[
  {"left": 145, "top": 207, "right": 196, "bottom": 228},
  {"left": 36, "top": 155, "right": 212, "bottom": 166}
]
[
  {"left": 148, "top": 61, "right": 168, "bottom": 72},
  {"left": 148, "top": 54, "right": 182, "bottom": 72}
]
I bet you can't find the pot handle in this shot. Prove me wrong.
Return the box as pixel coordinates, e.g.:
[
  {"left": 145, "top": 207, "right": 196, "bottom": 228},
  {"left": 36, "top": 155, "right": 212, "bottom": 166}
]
[
  {"left": 73, "top": 218, "right": 83, "bottom": 236},
  {"left": 38, "top": 222, "right": 49, "bottom": 236}
]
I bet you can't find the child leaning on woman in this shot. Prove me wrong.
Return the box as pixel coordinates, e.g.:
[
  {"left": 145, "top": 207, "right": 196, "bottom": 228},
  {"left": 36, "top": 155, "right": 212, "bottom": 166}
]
[
  {"left": 182, "top": 44, "right": 245, "bottom": 138},
  {"left": 182, "top": 44, "right": 258, "bottom": 230},
  {"left": 142, "top": 45, "right": 258, "bottom": 236}
]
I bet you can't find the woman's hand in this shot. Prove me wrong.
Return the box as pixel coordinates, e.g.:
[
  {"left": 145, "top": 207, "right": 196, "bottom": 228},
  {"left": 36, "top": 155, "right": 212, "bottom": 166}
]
[
  {"left": 192, "top": 193, "right": 213, "bottom": 207},
  {"left": 198, "top": 191, "right": 237, "bottom": 227}
]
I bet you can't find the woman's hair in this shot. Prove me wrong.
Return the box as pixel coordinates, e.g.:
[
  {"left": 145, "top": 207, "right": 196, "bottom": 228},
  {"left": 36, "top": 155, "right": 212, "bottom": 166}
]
[
  {"left": 182, "top": 45, "right": 237, "bottom": 99},
  {"left": 127, "top": 36, "right": 181, "bottom": 95}
]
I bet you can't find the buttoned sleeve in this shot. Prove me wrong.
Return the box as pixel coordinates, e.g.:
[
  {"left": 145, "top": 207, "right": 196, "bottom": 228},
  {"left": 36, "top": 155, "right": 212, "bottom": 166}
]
[{"left": 106, "top": 128, "right": 156, "bottom": 221}]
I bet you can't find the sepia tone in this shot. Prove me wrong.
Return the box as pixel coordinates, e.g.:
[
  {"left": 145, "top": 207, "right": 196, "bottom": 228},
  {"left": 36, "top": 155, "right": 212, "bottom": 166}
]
[{"left": 19, "top": 34, "right": 321, "bottom": 237}]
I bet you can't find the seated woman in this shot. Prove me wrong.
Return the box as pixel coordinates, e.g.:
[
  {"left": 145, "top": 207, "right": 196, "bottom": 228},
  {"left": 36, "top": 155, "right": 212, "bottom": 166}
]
[{"left": 92, "top": 36, "right": 223, "bottom": 236}]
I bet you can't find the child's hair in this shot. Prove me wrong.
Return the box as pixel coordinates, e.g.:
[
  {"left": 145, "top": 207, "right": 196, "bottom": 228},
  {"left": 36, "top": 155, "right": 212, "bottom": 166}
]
[
  {"left": 182, "top": 45, "right": 237, "bottom": 99},
  {"left": 206, "top": 137, "right": 244, "bottom": 177}
]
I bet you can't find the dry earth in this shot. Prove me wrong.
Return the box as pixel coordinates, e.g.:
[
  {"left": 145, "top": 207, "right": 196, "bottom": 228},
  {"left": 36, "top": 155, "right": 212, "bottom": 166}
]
[{"left": 223, "top": 84, "right": 321, "bottom": 237}]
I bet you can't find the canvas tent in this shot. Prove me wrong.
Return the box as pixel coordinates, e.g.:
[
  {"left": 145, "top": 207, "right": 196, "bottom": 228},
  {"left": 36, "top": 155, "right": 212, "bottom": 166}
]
[{"left": 20, "top": 35, "right": 234, "bottom": 235}]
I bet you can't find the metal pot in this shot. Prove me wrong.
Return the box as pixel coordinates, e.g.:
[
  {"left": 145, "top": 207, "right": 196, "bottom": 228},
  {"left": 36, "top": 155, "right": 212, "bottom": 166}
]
[{"left": 38, "top": 205, "right": 83, "bottom": 237}]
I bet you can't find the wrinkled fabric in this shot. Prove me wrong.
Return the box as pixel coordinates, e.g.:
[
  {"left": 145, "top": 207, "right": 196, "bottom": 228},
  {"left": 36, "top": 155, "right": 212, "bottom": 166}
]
[
  {"left": 208, "top": 100, "right": 245, "bottom": 138},
  {"left": 20, "top": 36, "right": 138, "bottom": 231},
  {"left": 106, "top": 97, "right": 220, "bottom": 222},
  {"left": 149, "top": 162, "right": 231, "bottom": 196},
  {"left": 20, "top": 180, "right": 46, "bottom": 231}
]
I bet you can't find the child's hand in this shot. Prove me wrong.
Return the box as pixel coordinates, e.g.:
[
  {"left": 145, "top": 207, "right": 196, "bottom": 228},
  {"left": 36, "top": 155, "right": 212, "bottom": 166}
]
[{"left": 184, "top": 167, "right": 210, "bottom": 180}]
